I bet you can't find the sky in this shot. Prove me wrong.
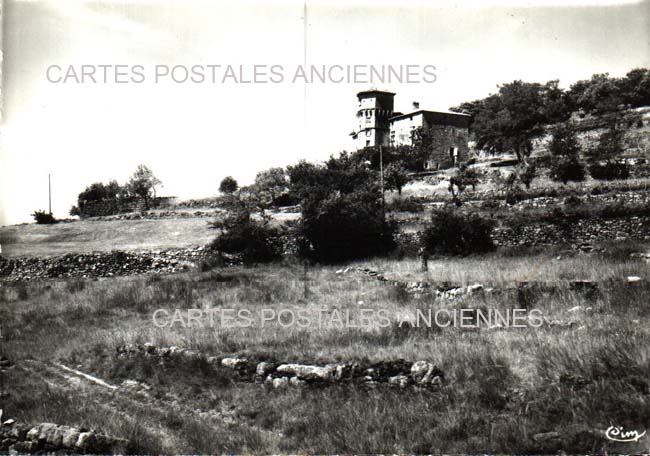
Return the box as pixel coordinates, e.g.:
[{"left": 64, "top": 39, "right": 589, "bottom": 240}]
[{"left": 1, "top": 0, "right": 649, "bottom": 225}]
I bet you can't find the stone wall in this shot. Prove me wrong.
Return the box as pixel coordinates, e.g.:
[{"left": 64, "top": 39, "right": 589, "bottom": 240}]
[
  {"left": 395, "top": 215, "right": 650, "bottom": 253},
  {"left": 0, "top": 248, "right": 207, "bottom": 281},
  {"left": 79, "top": 196, "right": 176, "bottom": 217}
]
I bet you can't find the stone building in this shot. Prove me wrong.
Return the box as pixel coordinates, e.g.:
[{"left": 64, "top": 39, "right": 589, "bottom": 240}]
[{"left": 351, "top": 89, "right": 471, "bottom": 169}]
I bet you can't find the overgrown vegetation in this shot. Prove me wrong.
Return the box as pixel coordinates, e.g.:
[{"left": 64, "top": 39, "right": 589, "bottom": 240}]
[
  {"left": 209, "top": 199, "right": 283, "bottom": 265},
  {"left": 31, "top": 210, "right": 57, "bottom": 224},
  {"left": 452, "top": 68, "right": 650, "bottom": 161},
  {"left": 4, "top": 253, "right": 649, "bottom": 454},
  {"left": 70, "top": 165, "right": 162, "bottom": 216},
  {"left": 421, "top": 209, "right": 495, "bottom": 256}
]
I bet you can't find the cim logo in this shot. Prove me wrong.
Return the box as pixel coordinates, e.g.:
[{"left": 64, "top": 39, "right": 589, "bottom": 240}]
[{"left": 605, "top": 425, "right": 647, "bottom": 443}]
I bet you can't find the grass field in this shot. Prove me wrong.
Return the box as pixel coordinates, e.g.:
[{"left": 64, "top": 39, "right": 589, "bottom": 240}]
[
  {"left": 0, "top": 218, "right": 217, "bottom": 258},
  {"left": 2, "top": 248, "right": 649, "bottom": 453}
]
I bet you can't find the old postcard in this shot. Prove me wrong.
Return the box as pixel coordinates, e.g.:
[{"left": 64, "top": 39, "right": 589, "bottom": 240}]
[{"left": 1, "top": 0, "right": 649, "bottom": 454}]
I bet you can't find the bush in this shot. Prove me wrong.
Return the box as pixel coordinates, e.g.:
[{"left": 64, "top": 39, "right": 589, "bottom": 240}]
[
  {"left": 563, "top": 194, "right": 582, "bottom": 207},
  {"left": 298, "top": 190, "right": 397, "bottom": 263},
  {"left": 421, "top": 209, "right": 495, "bottom": 256},
  {"left": 504, "top": 187, "right": 525, "bottom": 205},
  {"left": 31, "top": 210, "right": 57, "bottom": 224},
  {"left": 209, "top": 208, "right": 283, "bottom": 264},
  {"left": 549, "top": 156, "right": 586, "bottom": 184},
  {"left": 589, "top": 161, "right": 630, "bottom": 180},
  {"left": 385, "top": 196, "right": 424, "bottom": 213}
]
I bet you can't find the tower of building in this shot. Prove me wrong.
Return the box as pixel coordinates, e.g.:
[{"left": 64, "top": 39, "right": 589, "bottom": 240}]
[{"left": 351, "top": 89, "right": 395, "bottom": 149}]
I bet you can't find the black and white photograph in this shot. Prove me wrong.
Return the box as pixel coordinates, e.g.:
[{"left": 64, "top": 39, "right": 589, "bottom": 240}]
[{"left": 1, "top": 0, "right": 650, "bottom": 454}]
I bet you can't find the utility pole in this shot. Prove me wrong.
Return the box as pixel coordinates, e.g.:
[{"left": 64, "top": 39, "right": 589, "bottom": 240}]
[
  {"left": 379, "top": 145, "right": 385, "bottom": 213},
  {"left": 48, "top": 174, "right": 52, "bottom": 215}
]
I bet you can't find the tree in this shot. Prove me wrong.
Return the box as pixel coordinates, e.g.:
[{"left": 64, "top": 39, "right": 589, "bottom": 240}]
[
  {"left": 297, "top": 190, "right": 396, "bottom": 263},
  {"left": 619, "top": 68, "right": 650, "bottom": 108},
  {"left": 126, "top": 165, "right": 161, "bottom": 210},
  {"left": 548, "top": 122, "right": 585, "bottom": 184},
  {"left": 384, "top": 161, "right": 409, "bottom": 195},
  {"left": 453, "top": 80, "right": 571, "bottom": 162},
  {"left": 588, "top": 125, "right": 630, "bottom": 180},
  {"left": 568, "top": 73, "right": 624, "bottom": 114},
  {"left": 550, "top": 156, "right": 585, "bottom": 184},
  {"left": 287, "top": 154, "right": 376, "bottom": 202},
  {"left": 74, "top": 179, "right": 125, "bottom": 215},
  {"left": 285, "top": 153, "right": 395, "bottom": 263},
  {"left": 517, "top": 163, "right": 537, "bottom": 190},
  {"left": 253, "top": 167, "right": 288, "bottom": 204},
  {"left": 548, "top": 123, "right": 580, "bottom": 158},
  {"left": 448, "top": 165, "right": 480, "bottom": 204},
  {"left": 219, "top": 176, "right": 238, "bottom": 195}
]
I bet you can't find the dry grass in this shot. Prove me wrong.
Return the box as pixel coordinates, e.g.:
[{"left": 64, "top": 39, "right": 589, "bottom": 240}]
[
  {"left": 2, "top": 250, "right": 650, "bottom": 453},
  {"left": 0, "top": 218, "right": 216, "bottom": 258}
]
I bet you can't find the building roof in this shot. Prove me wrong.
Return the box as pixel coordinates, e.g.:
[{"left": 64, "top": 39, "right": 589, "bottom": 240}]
[
  {"left": 357, "top": 89, "right": 396, "bottom": 97},
  {"left": 389, "top": 109, "right": 470, "bottom": 122}
]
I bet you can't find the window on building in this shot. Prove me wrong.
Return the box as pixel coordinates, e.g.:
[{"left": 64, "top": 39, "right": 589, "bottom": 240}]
[
  {"left": 366, "top": 140, "right": 371, "bottom": 146},
  {"left": 366, "top": 130, "right": 371, "bottom": 137}
]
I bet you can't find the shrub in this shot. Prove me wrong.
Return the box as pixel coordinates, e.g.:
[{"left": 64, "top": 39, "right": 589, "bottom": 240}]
[
  {"left": 563, "top": 194, "right": 582, "bottom": 207},
  {"left": 386, "top": 196, "right": 424, "bottom": 213},
  {"left": 297, "top": 190, "right": 397, "bottom": 263},
  {"left": 421, "top": 209, "right": 495, "bottom": 256},
  {"left": 209, "top": 208, "right": 283, "bottom": 264},
  {"left": 31, "top": 210, "right": 57, "bottom": 224},
  {"left": 549, "top": 156, "right": 586, "bottom": 184},
  {"left": 504, "top": 186, "right": 525, "bottom": 205},
  {"left": 588, "top": 161, "right": 630, "bottom": 180}
]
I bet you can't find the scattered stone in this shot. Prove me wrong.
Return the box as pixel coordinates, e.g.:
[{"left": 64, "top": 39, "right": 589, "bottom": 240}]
[
  {"left": 626, "top": 275, "right": 643, "bottom": 283},
  {"left": 221, "top": 357, "right": 248, "bottom": 370},
  {"left": 388, "top": 375, "right": 410, "bottom": 388},
  {"left": 276, "top": 364, "right": 337, "bottom": 381},
  {"left": 533, "top": 431, "right": 561, "bottom": 442},
  {"left": 267, "top": 376, "right": 289, "bottom": 389},
  {"left": 289, "top": 377, "right": 306, "bottom": 387},
  {"left": 61, "top": 428, "right": 80, "bottom": 448},
  {"left": 116, "top": 344, "right": 443, "bottom": 390},
  {"left": 256, "top": 362, "right": 277, "bottom": 377},
  {"left": 411, "top": 361, "right": 443, "bottom": 386},
  {"left": 570, "top": 280, "right": 598, "bottom": 291}
]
